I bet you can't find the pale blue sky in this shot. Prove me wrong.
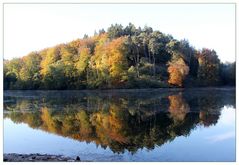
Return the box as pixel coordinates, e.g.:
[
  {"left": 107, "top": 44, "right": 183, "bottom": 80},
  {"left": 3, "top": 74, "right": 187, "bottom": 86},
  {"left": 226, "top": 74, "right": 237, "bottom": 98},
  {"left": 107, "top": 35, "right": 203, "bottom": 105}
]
[{"left": 4, "top": 4, "right": 235, "bottom": 62}]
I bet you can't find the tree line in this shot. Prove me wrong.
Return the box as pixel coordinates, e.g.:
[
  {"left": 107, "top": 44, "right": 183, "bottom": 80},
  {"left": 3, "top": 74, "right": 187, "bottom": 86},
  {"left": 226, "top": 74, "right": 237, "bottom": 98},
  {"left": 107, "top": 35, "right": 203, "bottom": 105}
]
[{"left": 4, "top": 23, "right": 235, "bottom": 89}]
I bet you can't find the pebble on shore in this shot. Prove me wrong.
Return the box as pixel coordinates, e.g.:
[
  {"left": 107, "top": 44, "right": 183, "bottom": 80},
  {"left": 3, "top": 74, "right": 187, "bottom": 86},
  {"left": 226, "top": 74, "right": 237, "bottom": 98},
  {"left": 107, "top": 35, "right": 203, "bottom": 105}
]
[{"left": 3, "top": 153, "right": 81, "bottom": 162}]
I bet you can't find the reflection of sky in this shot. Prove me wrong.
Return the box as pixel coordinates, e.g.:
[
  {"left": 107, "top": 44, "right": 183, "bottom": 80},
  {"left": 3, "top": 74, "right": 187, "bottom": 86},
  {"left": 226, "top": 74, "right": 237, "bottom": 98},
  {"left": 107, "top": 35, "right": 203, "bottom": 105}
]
[
  {"left": 206, "top": 131, "right": 235, "bottom": 143},
  {"left": 218, "top": 106, "right": 235, "bottom": 126},
  {"left": 4, "top": 106, "right": 235, "bottom": 162},
  {"left": 205, "top": 106, "right": 235, "bottom": 143}
]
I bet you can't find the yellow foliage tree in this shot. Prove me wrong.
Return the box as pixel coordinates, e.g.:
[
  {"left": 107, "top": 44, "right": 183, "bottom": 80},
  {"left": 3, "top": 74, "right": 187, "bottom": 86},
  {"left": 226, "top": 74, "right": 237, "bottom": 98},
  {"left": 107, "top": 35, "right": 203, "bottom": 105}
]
[
  {"left": 75, "top": 48, "right": 91, "bottom": 76},
  {"left": 108, "top": 37, "right": 128, "bottom": 83},
  {"left": 40, "top": 47, "right": 60, "bottom": 76},
  {"left": 91, "top": 36, "right": 128, "bottom": 87}
]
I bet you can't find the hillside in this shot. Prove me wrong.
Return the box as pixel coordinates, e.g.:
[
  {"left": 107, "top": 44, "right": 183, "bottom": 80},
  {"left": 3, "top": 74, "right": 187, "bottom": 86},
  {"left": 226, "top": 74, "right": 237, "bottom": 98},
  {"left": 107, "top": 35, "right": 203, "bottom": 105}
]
[{"left": 3, "top": 23, "right": 235, "bottom": 89}]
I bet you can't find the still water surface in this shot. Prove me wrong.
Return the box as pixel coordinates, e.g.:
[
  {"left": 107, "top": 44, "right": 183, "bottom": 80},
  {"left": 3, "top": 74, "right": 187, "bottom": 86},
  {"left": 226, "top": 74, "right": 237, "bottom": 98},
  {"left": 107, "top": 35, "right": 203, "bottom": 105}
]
[{"left": 3, "top": 88, "right": 235, "bottom": 161}]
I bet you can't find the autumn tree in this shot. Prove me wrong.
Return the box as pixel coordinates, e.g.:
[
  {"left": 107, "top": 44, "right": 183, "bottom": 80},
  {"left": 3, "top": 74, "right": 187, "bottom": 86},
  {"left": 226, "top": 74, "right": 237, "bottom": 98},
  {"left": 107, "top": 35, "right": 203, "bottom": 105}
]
[
  {"left": 19, "top": 52, "right": 41, "bottom": 88},
  {"left": 40, "top": 47, "right": 61, "bottom": 76},
  {"left": 74, "top": 47, "right": 91, "bottom": 87},
  {"left": 107, "top": 37, "right": 128, "bottom": 85},
  {"left": 168, "top": 58, "right": 189, "bottom": 87},
  {"left": 90, "top": 35, "right": 128, "bottom": 88},
  {"left": 197, "top": 48, "right": 221, "bottom": 86},
  {"left": 59, "top": 44, "right": 78, "bottom": 88}
]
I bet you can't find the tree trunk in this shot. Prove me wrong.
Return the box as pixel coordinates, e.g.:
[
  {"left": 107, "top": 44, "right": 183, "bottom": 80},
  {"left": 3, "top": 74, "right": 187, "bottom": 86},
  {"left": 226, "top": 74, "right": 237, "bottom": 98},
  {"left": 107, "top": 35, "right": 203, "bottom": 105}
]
[
  {"left": 153, "top": 54, "right": 156, "bottom": 77},
  {"left": 144, "top": 44, "right": 147, "bottom": 58},
  {"left": 148, "top": 48, "right": 151, "bottom": 64},
  {"left": 136, "top": 47, "right": 140, "bottom": 78},
  {"left": 86, "top": 68, "right": 88, "bottom": 84}
]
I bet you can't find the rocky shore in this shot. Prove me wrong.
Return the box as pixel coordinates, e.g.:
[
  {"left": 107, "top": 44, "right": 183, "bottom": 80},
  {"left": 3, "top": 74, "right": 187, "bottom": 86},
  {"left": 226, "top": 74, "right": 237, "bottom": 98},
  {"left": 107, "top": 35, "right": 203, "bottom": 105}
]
[{"left": 3, "top": 153, "right": 81, "bottom": 162}]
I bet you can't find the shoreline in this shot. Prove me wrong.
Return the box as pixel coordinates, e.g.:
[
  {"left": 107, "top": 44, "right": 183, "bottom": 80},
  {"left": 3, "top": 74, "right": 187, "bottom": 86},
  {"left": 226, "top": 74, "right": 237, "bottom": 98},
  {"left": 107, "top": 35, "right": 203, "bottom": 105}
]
[
  {"left": 3, "top": 85, "right": 236, "bottom": 92},
  {"left": 3, "top": 153, "right": 81, "bottom": 162},
  {"left": 3, "top": 86, "right": 236, "bottom": 92}
]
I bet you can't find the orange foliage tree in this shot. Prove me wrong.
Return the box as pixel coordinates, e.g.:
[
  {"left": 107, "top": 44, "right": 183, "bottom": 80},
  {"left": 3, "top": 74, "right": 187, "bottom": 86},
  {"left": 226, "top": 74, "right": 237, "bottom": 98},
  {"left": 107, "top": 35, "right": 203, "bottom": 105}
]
[{"left": 168, "top": 58, "right": 189, "bottom": 87}]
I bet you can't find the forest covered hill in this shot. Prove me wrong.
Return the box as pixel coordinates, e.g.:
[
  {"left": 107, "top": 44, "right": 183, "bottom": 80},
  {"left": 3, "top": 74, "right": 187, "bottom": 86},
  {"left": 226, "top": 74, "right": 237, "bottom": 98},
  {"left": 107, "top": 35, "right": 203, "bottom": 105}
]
[{"left": 3, "top": 23, "right": 235, "bottom": 89}]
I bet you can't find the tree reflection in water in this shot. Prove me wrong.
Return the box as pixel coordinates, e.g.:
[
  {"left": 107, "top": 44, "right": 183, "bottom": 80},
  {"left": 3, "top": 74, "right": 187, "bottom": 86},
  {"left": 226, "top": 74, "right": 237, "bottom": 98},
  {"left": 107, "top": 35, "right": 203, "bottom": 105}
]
[{"left": 4, "top": 88, "right": 235, "bottom": 154}]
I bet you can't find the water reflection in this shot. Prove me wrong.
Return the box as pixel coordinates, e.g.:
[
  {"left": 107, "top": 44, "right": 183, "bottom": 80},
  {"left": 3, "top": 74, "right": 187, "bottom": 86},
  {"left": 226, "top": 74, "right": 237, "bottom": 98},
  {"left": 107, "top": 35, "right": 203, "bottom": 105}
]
[{"left": 4, "top": 88, "right": 235, "bottom": 154}]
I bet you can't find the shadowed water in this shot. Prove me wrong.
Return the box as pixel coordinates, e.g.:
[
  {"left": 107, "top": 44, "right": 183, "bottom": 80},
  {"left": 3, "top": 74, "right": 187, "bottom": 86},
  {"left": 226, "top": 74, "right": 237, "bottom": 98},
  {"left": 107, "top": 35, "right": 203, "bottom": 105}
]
[{"left": 3, "top": 88, "right": 235, "bottom": 161}]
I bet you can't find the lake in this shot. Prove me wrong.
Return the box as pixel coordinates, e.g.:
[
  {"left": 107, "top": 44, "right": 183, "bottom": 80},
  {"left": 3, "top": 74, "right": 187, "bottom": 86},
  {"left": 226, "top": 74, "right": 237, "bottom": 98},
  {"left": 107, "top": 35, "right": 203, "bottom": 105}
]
[{"left": 3, "top": 88, "right": 236, "bottom": 162}]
